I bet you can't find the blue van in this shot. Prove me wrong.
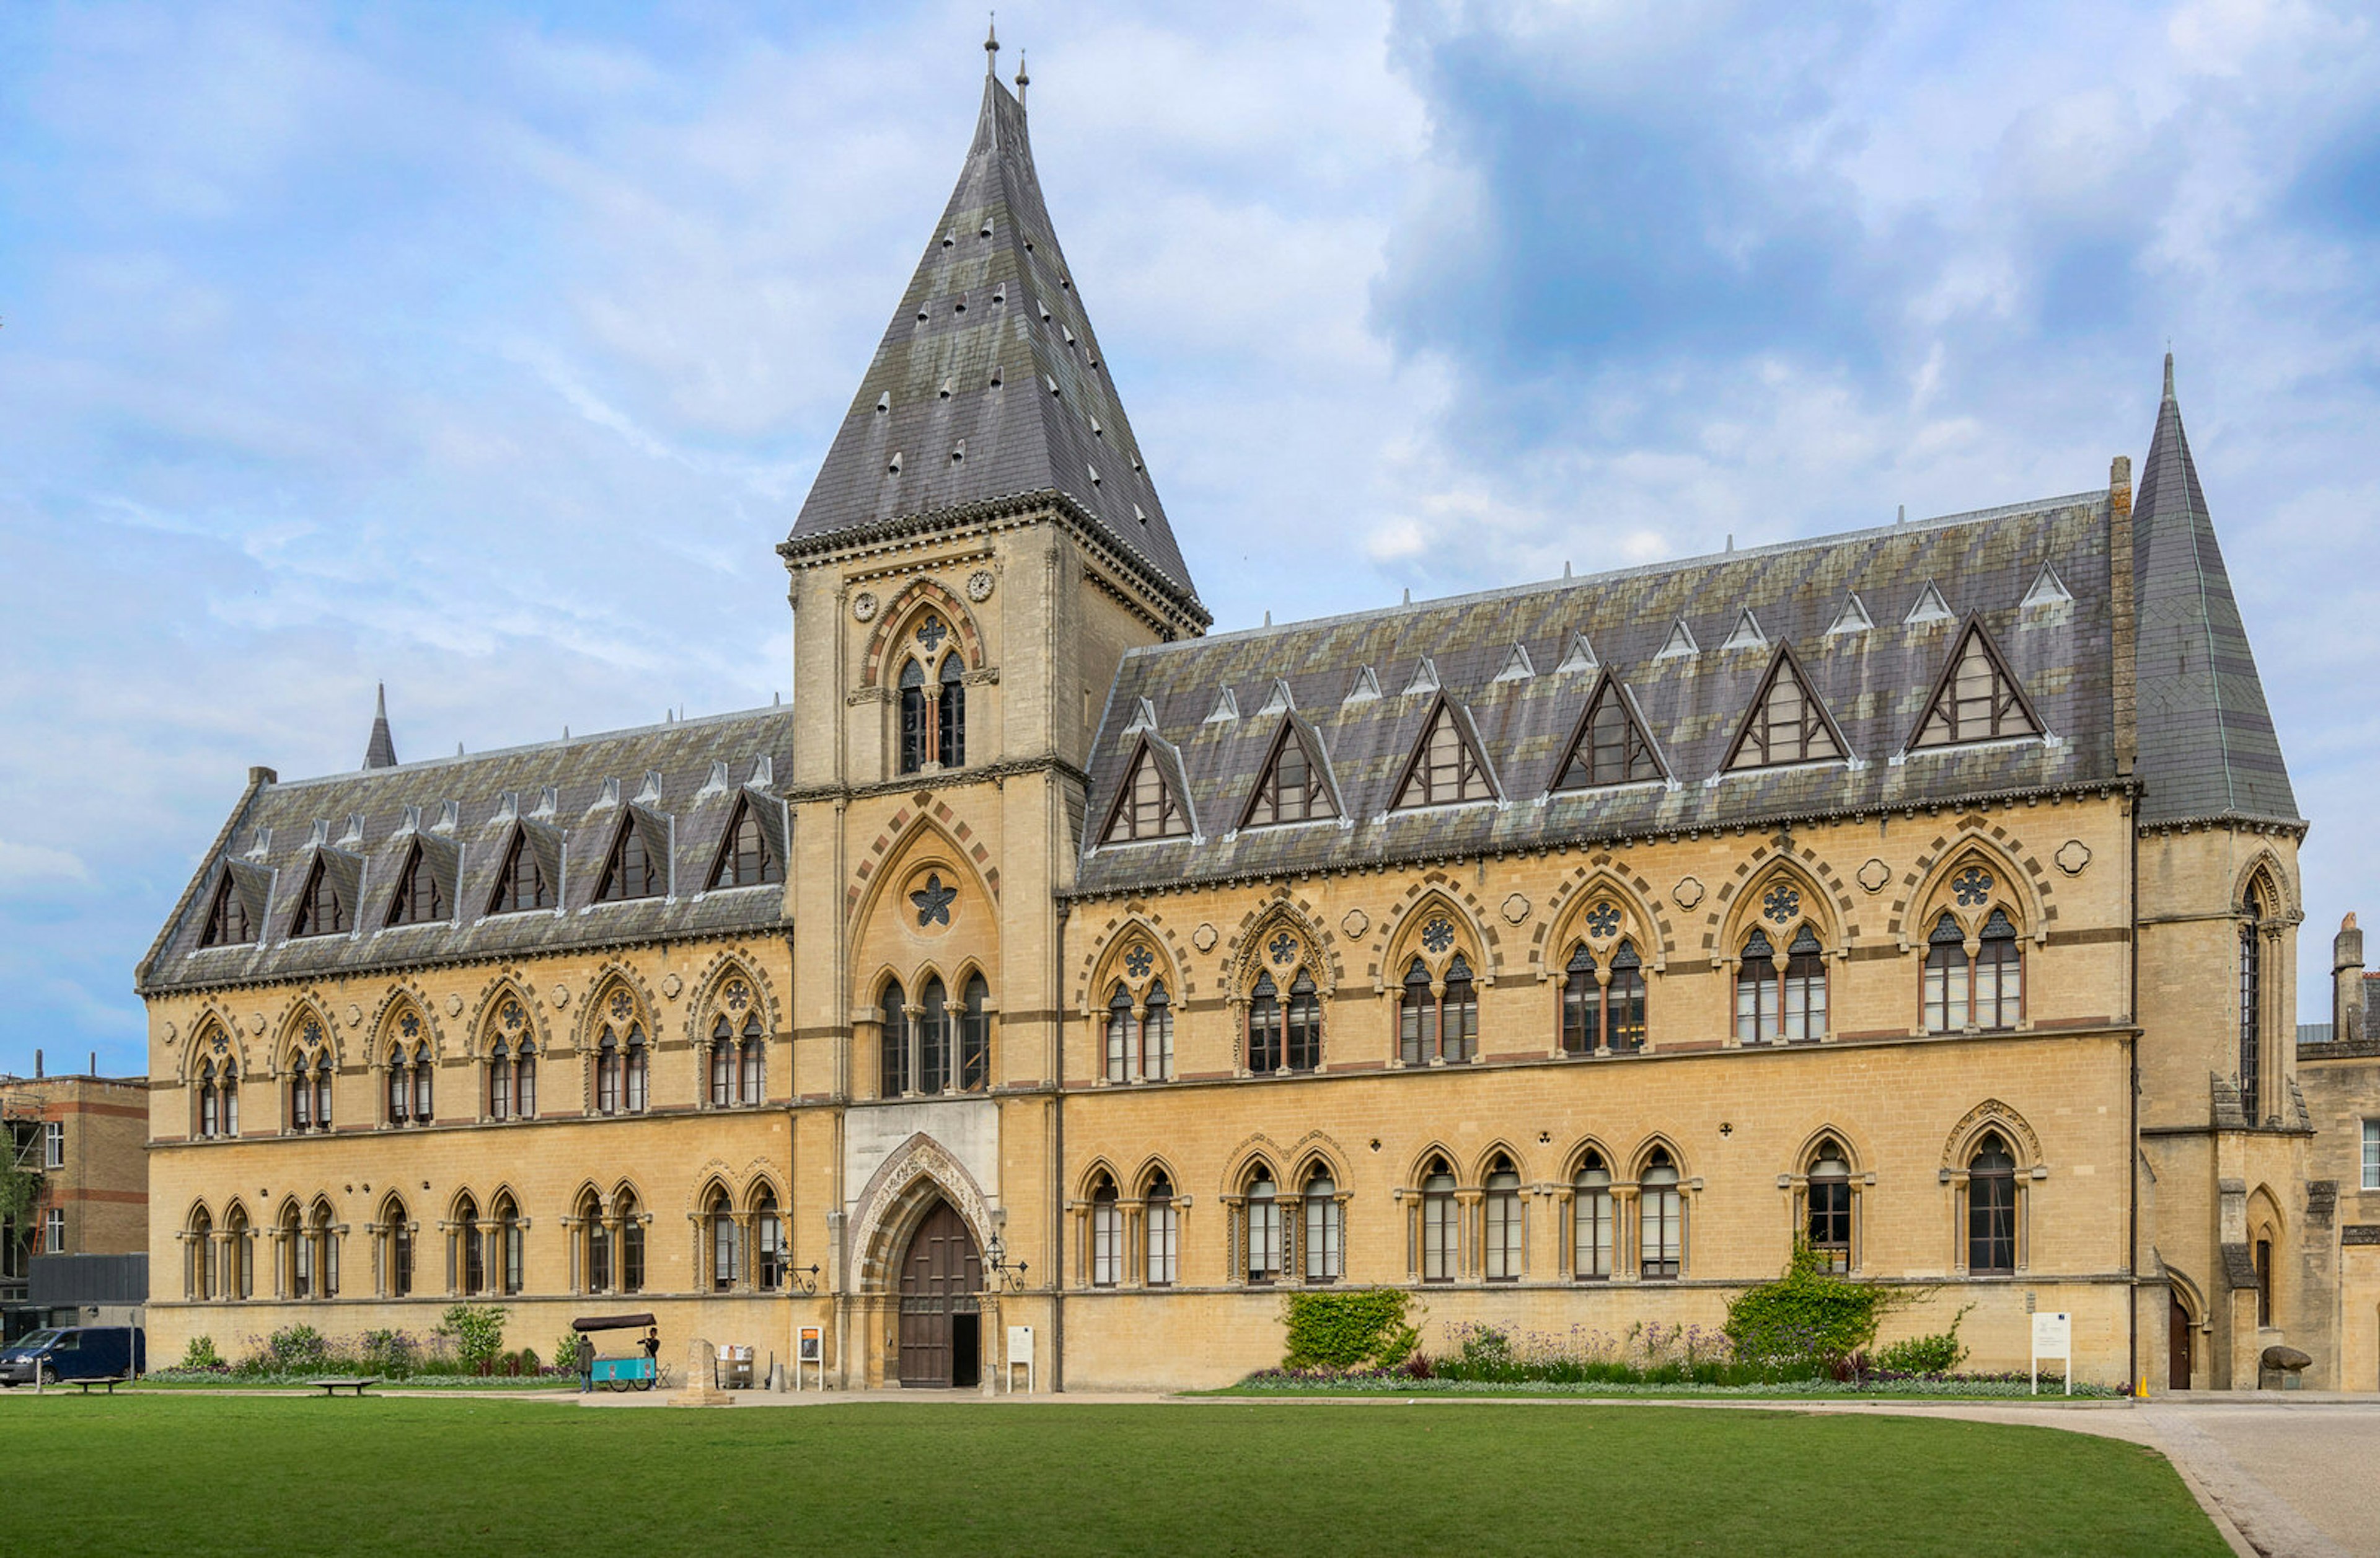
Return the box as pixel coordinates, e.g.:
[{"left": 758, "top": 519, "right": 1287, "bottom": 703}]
[{"left": 0, "top": 1326, "right": 146, "bottom": 1386}]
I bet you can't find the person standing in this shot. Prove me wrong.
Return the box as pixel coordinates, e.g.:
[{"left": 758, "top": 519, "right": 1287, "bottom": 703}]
[{"left": 575, "top": 1332, "right": 596, "bottom": 1394}]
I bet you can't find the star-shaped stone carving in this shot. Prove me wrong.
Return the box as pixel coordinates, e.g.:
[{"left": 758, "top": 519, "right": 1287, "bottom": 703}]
[{"left": 912, "top": 874, "right": 957, "bottom": 928}]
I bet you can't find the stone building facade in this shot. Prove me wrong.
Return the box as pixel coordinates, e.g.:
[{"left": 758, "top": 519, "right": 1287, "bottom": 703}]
[
  {"left": 4, "top": 1068, "right": 150, "bottom": 1339},
  {"left": 138, "top": 55, "right": 2347, "bottom": 1392}
]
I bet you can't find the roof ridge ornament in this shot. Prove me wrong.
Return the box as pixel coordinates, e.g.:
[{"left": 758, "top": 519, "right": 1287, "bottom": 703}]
[{"left": 984, "top": 12, "right": 999, "bottom": 75}]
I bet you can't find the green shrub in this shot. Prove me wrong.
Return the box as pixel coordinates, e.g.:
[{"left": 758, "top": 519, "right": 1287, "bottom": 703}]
[
  {"left": 555, "top": 1330, "right": 585, "bottom": 1373},
  {"left": 517, "top": 1346, "right": 541, "bottom": 1374},
  {"left": 1281, "top": 1289, "right": 1421, "bottom": 1371},
  {"left": 178, "top": 1335, "right": 224, "bottom": 1371},
  {"left": 358, "top": 1329, "right": 418, "bottom": 1378},
  {"left": 1876, "top": 1307, "right": 1973, "bottom": 1375},
  {"left": 264, "top": 1324, "right": 329, "bottom": 1371},
  {"left": 434, "top": 1304, "right": 508, "bottom": 1375},
  {"left": 1724, "top": 1245, "right": 1918, "bottom": 1372}
]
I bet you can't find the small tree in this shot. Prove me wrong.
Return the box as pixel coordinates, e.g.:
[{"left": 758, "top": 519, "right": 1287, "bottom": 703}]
[{"left": 434, "top": 1304, "right": 508, "bottom": 1375}]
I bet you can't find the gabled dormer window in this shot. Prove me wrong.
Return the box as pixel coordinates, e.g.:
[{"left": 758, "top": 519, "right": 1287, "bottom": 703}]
[
  {"left": 200, "top": 871, "right": 254, "bottom": 947},
  {"left": 292, "top": 857, "right": 347, "bottom": 937},
  {"left": 1910, "top": 621, "right": 2042, "bottom": 749},
  {"left": 487, "top": 830, "right": 551, "bottom": 915},
  {"left": 596, "top": 817, "right": 663, "bottom": 903},
  {"left": 1100, "top": 739, "right": 1188, "bottom": 843},
  {"left": 708, "top": 795, "right": 781, "bottom": 889},
  {"left": 1725, "top": 647, "right": 1846, "bottom": 771},
  {"left": 1393, "top": 698, "right": 1494, "bottom": 808},
  {"left": 385, "top": 842, "right": 444, "bottom": 926},
  {"left": 1241, "top": 723, "right": 1335, "bottom": 828},
  {"left": 1553, "top": 674, "right": 1664, "bottom": 790}
]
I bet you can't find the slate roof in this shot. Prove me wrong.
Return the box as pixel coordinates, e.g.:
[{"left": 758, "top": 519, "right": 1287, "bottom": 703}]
[
  {"left": 138, "top": 706, "right": 795, "bottom": 994},
  {"left": 784, "top": 69, "right": 1204, "bottom": 621},
  {"left": 2130, "top": 356, "right": 2299, "bottom": 826},
  {"left": 1075, "top": 493, "right": 2118, "bottom": 896}
]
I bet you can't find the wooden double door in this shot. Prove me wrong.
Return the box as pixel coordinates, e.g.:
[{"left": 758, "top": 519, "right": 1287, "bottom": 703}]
[{"left": 898, "top": 1200, "right": 984, "bottom": 1388}]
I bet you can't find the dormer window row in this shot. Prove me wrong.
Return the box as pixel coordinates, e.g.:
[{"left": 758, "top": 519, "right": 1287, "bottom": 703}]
[{"left": 1095, "top": 621, "right": 2045, "bottom": 843}]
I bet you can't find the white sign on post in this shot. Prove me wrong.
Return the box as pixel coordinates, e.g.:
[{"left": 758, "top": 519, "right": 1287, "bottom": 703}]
[
  {"left": 2030, "top": 1311, "right": 2073, "bottom": 1396},
  {"left": 1006, "top": 1325, "right": 1035, "bottom": 1395}
]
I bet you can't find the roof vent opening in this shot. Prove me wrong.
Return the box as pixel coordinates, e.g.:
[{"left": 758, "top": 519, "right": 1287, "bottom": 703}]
[
  {"left": 1344, "top": 666, "right": 1383, "bottom": 706},
  {"left": 1045, "top": 374, "right": 1060, "bottom": 397},
  {"left": 1087, "top": 464, "right": 1101, "bottom": 487},
  {"left": 952, "top": 298, "right": 966, "bottom": 314},
  {"left": 951, "top": 440, "right": 966, "bottom": 464},
  {"left": 532, "top": 786, "right": 558, "bottom": 818},
  {"left": 979, "top": 218, "right": 994, "bottom": 239},
  {"left": 992, "top": 288, "right": 1005, "bottom": 305},
  {"left": 1060, "top": 275, "right": 1072, "bottom": 290},
  {"left": 938, "top": 376, "right": 954, "bottom": 399},
  {"left": 1401, "top": 657, "right": 1440, "bottom": 696},
  {"left": 2022, "top": 562, "right": 2073, "bottom": 609},
  {"left": 990, "top": 365, "right": 1003, "bottom": 387},
  {"left": 1088, "top": 356, "right": 1100, "bottom": 370},
  {"left": 888, "top": 452, "right": 903, "bottom": 475},
  {"left": 875, "top": 392, "right": 890, "bottom": 414},
  {"left": 941, "top": 230, "right": 956, "bottom": 248},
  {"left": 1554, "top": 631, "right": 1598, "bottom": 673},
  {"left": 1038, "top": 301, "right": 1052, "bottom": 322},
  {"left": 1064, "top": 326, "right": 1078, "bottom": 346},
  {"left": 1905, "top": 582, "right": 1955, "bottom": 626},
  {"left": 1721, "top": 608, "right": 1768, "bottom": 652},
  {"left": 1494, "top": 643, "right": 1536, "bottom": 682},
  {"left": 1256, "top": 678, "right": 1295, "bottom": 716},
  {"left": 635, "top": 770, "right": 663, "bottom": 805},
  {"left": 1023, "top": 237, "right": 1034, "bottom": 252},
  {"left": 1655, "top": 619, "right": 1699, "bottom": 660},
  {"left": 1133, "top": 503, "right": 1148, "bottom": 526},
  {"left": 1090, "top": 416, "right": 1103, "bottom": 438},
  {"left": 1827, "top": 593, "right": 1874, "bottom": 635},
  {"left": 1205, "top": 687, "right": 1241, "bottom": 724},
  {"left": 915, "top": 308, "right": 928, "bottom": 323}
]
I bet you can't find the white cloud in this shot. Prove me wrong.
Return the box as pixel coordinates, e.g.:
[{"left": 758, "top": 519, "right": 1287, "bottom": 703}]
[{"left": 0, "top": 840, "right": 92, "bottom": 885}]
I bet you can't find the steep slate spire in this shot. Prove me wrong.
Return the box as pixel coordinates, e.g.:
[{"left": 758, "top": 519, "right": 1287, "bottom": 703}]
[
  {"left": 363, "top": 684, "right": 399, "bottom": 771},
  {"left": 2130, "top": 354, "right": 2298, "bottom": 825},
  {"left": 787, "top": 66, "right": 1204, "bottom": 618}
]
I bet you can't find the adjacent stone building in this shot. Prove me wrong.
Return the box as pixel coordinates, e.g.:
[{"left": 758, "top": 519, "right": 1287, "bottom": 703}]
[
  {"left": 138, "top": 50, "right": 2347, "bottom": 1391},
  {"left": 4, "top": 1064, "right": 150, "bottom": 1339}
]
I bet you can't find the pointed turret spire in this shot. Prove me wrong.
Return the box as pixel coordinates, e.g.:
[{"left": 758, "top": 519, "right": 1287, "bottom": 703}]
[
  {"left": 2130, "top": 353, "right": 2298, "bottom": 825},
  {"left": 783, "top": 57, "right": 1204, "bottom": 623},
  {"left": 363, "top": 683, "right": 399, "bottom": 770},
  {"left": 984, "top": 14, "right": 998, "bottom": 74}
]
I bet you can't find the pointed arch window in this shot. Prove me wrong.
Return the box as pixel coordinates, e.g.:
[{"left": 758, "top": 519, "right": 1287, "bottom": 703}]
[
  {"left": 1554, "top": 676, "right": 1662, "bottom": 789},
  {"left": 383, "top": 1198, "right": 412, "bottom": 1298},
  {"left": 1394, "top": 701, "right": 1494, "bottom": 808},
  {"left": 738, "top": 1013, "right": 764, "bottom": 1105},
  {"left": 1726, "top": 650, "right": 1843, "bottom": 769},
  {"left": 201, "top": 873, "right": 255, "bottom": 947},
  {"left": 1247, "top": 973, "right": 1282, "bottom": 1076},
  {"left": 293, "top": 857, "right": 347, "bottom": 937},
  {"left": 1140, "top": 980, "right": 1171, "bottom": 1082},
  {"left": 622, "top": 1029, "right": 645, "bottom": 1113},
  {"left": 1912, "top": 623, "right": 2040, "bottom": 748},
  {"left": 1103, "top": 742, "right": 1188, "bottom": 843},
  {"left": 455, "top": 1195, "right": 483, "bottom": 1296},
  {"left": 409, "top": 1044, "right": 433, "bottom": 1123},
  {"left": 900, "top": 660, "right": 928, "bottom": 773},
  {"left": 1090, "top": 1175, "right": 1121, "bottom": 1288},
  {"left": 709, "top": 1017, "right": 736, "bottom": 1107},
  {"left": 487, "top": 1040, "right": 511, "bottom": 1121},
  {"left": 960, "top": 974, "right": 991, "bottom": 1092},
  {"left": 1303, "top": 1166, "right": 1342, "bottom": 1283},
  {"left": 1806, "top": 1140, "right": 1853, "bottom": 1273},
  {"left": 187, "top": 1206, "right": 213, "bottom": 1301},
  {"left": 221, "top": 1205, "right": 253, "bottom": 1300},
  {"left": 920, "top": 976, "right": 951, "bottom": 1095},
  {"left": 198, "top": 1061, "right": 222, "bottom": 1138},
  {"left": 1923, "top": 908, "right": 2024, "bottom": 1034},
  {"left": 1242, "top": 1166, "right": 1281, "bottom": 1285},
  {"left": 707, "top": 1186, "right": 740, "bottom": 1293},
  {"left": 494, "top": 1194, "right": 522, "bottom": 1296},
  {"left": 1287, "top": 970, "right": 1323, "bottom": 1073},
  {"left": 754, "top": 1186, "right": 785, "bottom": 1291},
  {"left": 1572, "top": 1154, "right": 1613, "bottom": 1280},
  {"left": 2240, "top": 892, "right": 2265, "bottom": 1123},
  {"left": 1398, "top": 959, "right": 1435, "bottom": 1066},
  {"left": 386, "top": 844, "right": 444, "bottom": 926},
  {"left": 938, "top": 653, "right": 966, "bottom": 767},
  {"left": 595, "top": 821, "right": 662, "bottom": 903},
  {"left": 1561, "top": 940, "right": 1647, "bottom": 1055},
  {"left": 710, "top": 795, "right": 782, "bottom": 888},
  {"left": 1923, "top": 914, "right": 1972, "bottom": 1034},
  {"left": 595, "top": 1032, "right": 621, "bottom": 1117},
  {"left": 1967, "top": 1135, "right": 2017, "bottom": 1275},
  {"left": 1640, "top": 1149, "right": 1683, "bottom": 1279},
  {"left": 487, "top": 831, "right": 551, "bottom": 914},
  {"left": 1419, "top": 1160, "right": 1458, "bottom": 1283},
  {"left": 1105, "top": 983, "right": 1133, "bottom": 1083},
  {"left": 879, "top": 980, "right": 910, "bottom": 1098},
  {"left": 1146, "top": 1174, "right": 1178, "bottom": 1286},
  {"left": 579, "top": 1192, "right": 610, "bottom": 1294},
  {"left": 1243, "top": 725, "right": 1334, "bottom": 826},
  {"left": 619, "top": 1190, "right": 645, "bottom": 1293},
  {"left": 1484, "top": 1156, "right": 1524, "bottom": 1281}
]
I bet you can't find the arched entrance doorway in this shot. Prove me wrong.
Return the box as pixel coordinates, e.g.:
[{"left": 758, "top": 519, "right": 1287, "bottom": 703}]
[
  {"left": 2170, "top": 1288, "right": 2195, "bottom": 1391},
  {"left": 898, "top": 1199, "right": 983, "bottom": 1388}
]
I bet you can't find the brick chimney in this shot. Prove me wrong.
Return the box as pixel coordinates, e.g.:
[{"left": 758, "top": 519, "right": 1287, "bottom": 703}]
[{"left": 2337, "top": 913, "right": 2366, "bottom": 1045}]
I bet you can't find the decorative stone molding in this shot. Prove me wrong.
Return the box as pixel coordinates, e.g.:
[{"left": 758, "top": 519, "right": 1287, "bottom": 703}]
[
  {"left": 345, "top": 1003, "right": 364, "bottom": 1028},
  {"left": 1857, "top": 858, "right": 1890, "bottom": 894},
  {"left": 662, "top": 972, "right": 684, "bottom": 1000},
  {"left": 852, "top": 591, "right": 879, "bottom": 622},
  {"left": 1339, "top": 909, "right": 1370, "bottom": 941},
  {"left": 1501, "top": 892, "right": 1531, "bottom": 926},
  {"left": 2054, "top": 839, "right": 2090, "bottom": 875},
  {"left": 1672, "top": 877, "right": 1705, "bottom": 911},
  {"left": 966, "top": 569, "right": 995, "bottom": 602},
  {"left": 1192, "top": 923, "right": 1218, "bottom": 954},
  {"left": 550, "top": 984, "right": 571, "bottom": 1009}
]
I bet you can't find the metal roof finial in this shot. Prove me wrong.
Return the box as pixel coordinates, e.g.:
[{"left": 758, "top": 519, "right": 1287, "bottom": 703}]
[
  {"left": 2163, "top": 347, "right": 2175, "bottom": 401},
  {"left": 984, "top": 14, "right": 999, "bottom": 74},
  {"left": 1015, "top": 50, "right": 1029, "bottom": 108}
]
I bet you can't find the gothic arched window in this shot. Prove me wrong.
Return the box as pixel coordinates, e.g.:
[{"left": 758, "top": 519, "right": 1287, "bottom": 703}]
[
  {"left": 2239, "top": 892, "right": 2267, "bottom": 1123},
  {"left": 1242, "top": 1165, "right": 1280, "bottom": 1285},
  {"left": 938, "top": 653, "right": 966, "bottom": 767},
  {"left": 1484, "top": 1155, "right": 1523, "bottom": 1281},
  {"left": 1090, "top": 1175, "right": 1121, "bottom": 1288},
  {"left": 960, "top": 974, "right": 991, "bottom": 1092},
  {"left": 1967, "top": 1133, "right": 2017, "bottom": 1275},
  {"left": 1140, "top": 980, "right": 1171, "bottom": 1082},
  {"left": 879, "top": 980, "right": 910, "bottom": 1098},
  {"left": 1303, "top": 1166, "right": 1342, "bottom": 1283},
  {"left": 899, "top": 659, "right": 928, "bottom": 773},
  {"left": 1419, "top": 1158, "right": 1457, "bottom": 1283},
  {"left": 1572, "top": 1153, "right": 1613, "bottom": 1280},
  {"left": 1806, "top": 1140, "right": 1853, "bottom": 1273},
  {"left": 1640, "top": 1149, "right": 1683, "bottom": 1279}
]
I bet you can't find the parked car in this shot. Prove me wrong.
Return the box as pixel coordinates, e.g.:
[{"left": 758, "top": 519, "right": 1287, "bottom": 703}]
[{"left": 0, "top": 1326, "right": 146, "bottom": 1386}]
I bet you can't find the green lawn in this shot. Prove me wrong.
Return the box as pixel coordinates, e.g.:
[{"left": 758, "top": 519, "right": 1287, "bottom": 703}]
[{"left": 0, "top": 1394, "right": 2223, "bottom": 1557}]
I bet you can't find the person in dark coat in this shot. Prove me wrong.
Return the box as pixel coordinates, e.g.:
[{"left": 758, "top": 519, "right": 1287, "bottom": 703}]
[
  {"left": 575, "top": 1333, "right": 596, "bottom": 1393},
  {"left": 640, "top": 1327, "right": 660, "bottom": 1364}
]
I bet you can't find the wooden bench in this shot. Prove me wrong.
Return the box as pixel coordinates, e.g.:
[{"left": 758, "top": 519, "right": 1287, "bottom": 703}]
[
  {"left": 68, "top": 1376, "right": 129, "bottom": 1396},
  {"left": 308, "top": 1376, "right": 380, "bottom": 1397}
]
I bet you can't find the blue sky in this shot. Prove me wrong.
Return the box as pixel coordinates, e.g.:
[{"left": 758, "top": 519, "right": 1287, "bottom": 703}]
[{"left": 2, "top": 0, "right": 2375, "bottom": 1076}]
